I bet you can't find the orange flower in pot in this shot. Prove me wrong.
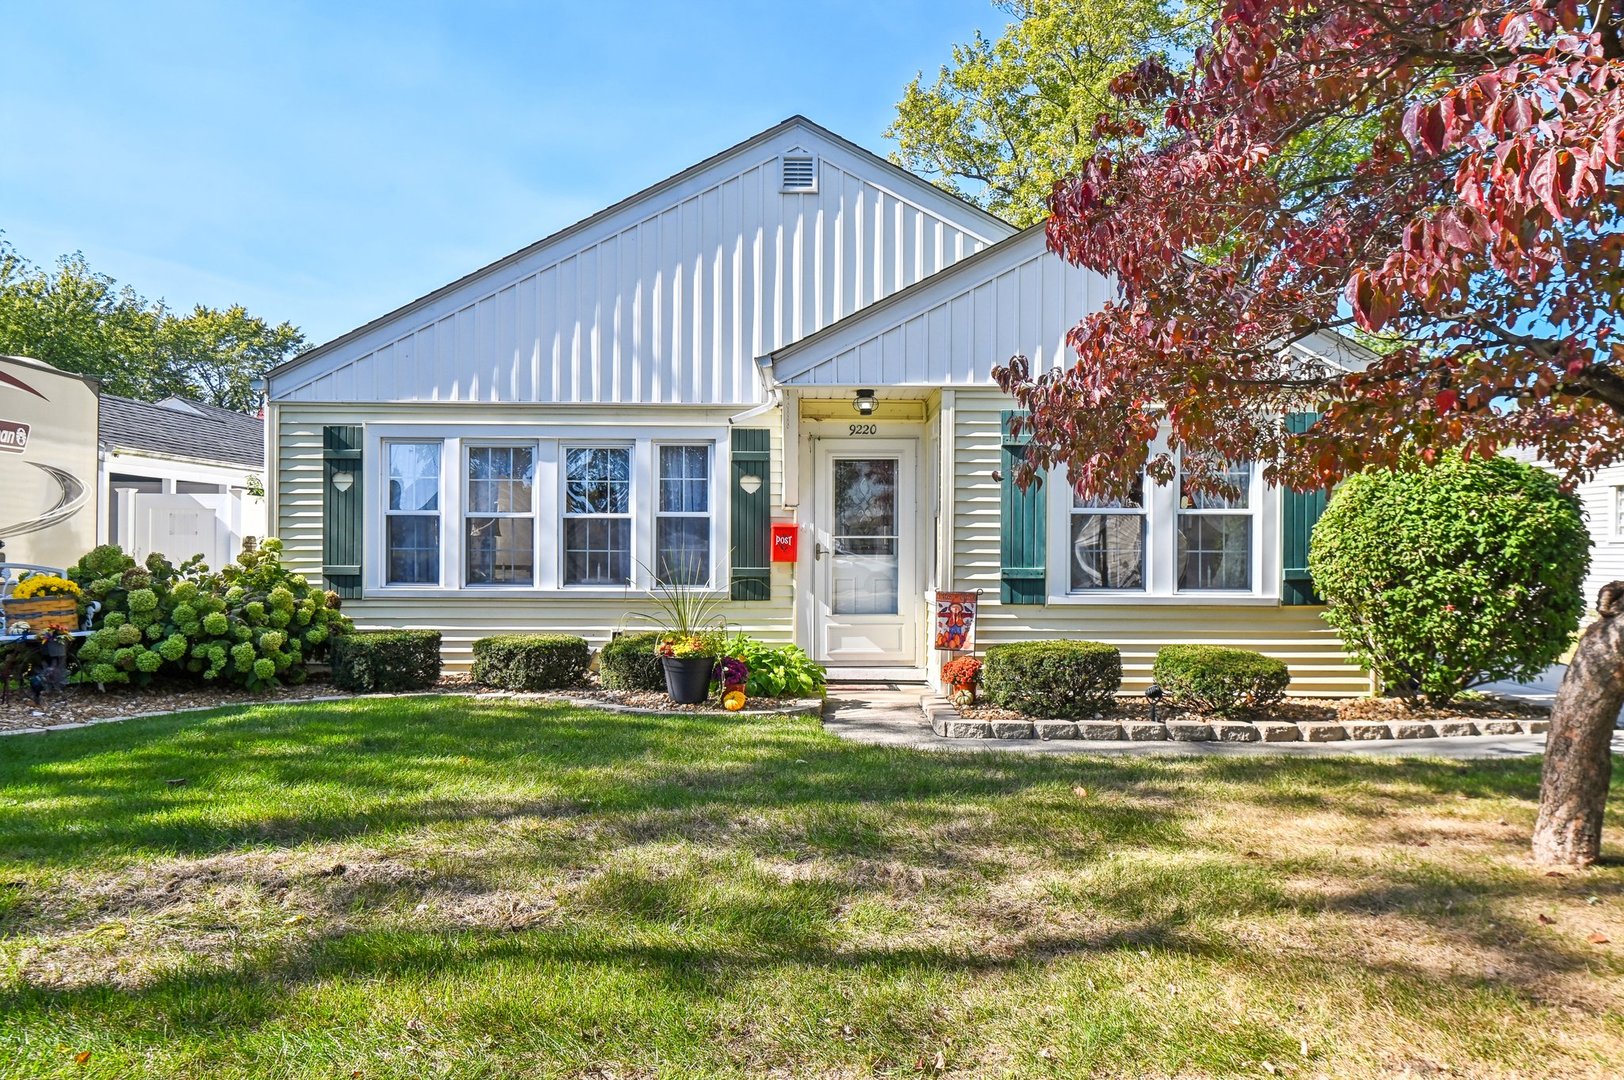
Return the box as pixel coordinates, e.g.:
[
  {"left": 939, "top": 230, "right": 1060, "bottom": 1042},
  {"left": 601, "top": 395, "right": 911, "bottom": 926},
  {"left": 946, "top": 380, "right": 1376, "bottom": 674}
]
[{"left": 941, "top": 656, "right": 982, "bottom": 707}]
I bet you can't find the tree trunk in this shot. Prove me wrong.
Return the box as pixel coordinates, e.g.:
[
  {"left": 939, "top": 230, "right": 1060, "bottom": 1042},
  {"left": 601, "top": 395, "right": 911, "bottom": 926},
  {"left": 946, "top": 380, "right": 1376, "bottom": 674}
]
[{"left": 1532, "top": 583, "right": 1624, "bottom": 868}]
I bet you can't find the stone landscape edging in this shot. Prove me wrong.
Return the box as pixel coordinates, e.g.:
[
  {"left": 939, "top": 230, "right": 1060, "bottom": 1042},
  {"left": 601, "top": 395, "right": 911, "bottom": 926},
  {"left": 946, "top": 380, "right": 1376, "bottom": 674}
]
[
  {"left": 0, "top": 689, "right": 823, "bottom": 738},
  {"left": 920, "top": 695, "right": 1547, "bottom": 744}
]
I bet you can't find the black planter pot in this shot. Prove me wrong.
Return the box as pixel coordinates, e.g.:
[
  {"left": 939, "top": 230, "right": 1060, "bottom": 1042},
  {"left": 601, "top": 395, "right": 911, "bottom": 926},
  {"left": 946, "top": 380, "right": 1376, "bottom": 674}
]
[{"left": 661, "top": 655, "right": 715, "bottom": 705}]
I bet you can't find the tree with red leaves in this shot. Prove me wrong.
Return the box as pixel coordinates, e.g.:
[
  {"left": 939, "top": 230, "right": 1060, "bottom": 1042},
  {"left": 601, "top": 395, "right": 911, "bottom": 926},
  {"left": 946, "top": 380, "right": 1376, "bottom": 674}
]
[{"left": 994, "top": 0, "right": 1624, "bottom": 867}]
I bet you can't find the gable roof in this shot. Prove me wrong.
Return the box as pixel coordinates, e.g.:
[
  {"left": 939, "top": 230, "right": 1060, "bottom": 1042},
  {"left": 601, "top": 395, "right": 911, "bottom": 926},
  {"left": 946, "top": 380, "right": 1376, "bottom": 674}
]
[
  {"left": 269, "top": 115, "right": 1013, "bottom": 394},
  {"left": 99, "top": 395, "right": 264, "bottom": 469},
  {"left": 764, "top": 225, "right": 1376, "bottom": 386}
]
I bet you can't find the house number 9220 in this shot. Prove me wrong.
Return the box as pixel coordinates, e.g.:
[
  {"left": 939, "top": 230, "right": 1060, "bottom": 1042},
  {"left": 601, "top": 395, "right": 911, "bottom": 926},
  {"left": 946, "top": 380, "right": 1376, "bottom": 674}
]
[{"left": 848, "top": 423, "right": 878, "bottom": 436}]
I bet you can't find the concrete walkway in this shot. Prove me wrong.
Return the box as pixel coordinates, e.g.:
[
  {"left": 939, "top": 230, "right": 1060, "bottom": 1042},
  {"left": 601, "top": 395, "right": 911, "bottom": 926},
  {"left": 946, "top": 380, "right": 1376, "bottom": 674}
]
[{"left": 822, "top": 685, "right": 1624, "bottom": 760}]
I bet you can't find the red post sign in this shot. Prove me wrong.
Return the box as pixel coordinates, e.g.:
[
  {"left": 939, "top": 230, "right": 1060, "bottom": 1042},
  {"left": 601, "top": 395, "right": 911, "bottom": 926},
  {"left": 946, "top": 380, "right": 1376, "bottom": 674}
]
[{"left": 770, "top": 523, "right": 799, "bottom": 562}]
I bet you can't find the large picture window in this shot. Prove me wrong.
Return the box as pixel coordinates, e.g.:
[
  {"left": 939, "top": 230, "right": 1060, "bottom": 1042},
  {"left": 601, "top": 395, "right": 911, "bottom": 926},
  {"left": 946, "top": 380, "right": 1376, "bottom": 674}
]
[
  {"left": 563, "top": 446, "right": 632, "bottom": 585},
  {"left": 1177, "top": 461, "right": 1254, "bottom": 591},
  {"left": 1069, "top": 474, "right": 1145, "bottom": 591},
  {"left": 385, "top": 441, "right": 441, "bottom": 585},
  {"left": 655, "top": 444, "right": 711, "bottom": 586},
  {"left": 465, "top": 445, "right": 535, "bottom": 585}
]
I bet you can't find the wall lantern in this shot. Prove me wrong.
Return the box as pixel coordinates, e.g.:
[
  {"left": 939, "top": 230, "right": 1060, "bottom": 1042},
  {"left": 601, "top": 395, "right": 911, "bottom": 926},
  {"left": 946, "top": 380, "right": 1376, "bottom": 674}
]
[
  {"left": 738, "top": 473, "right": 762, "bottom": 495},
  {"left": 331, "top": 471, "right": 354, "bottom": 494},
  {"left": 852, "top": 388, "right": 877, "bottom": 416}
]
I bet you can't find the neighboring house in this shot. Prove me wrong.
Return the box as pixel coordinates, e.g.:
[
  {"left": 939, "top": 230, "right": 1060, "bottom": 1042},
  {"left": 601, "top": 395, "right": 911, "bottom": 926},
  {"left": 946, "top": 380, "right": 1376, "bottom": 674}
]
[
  {"left": 1573, "top": 464, "right": 1624, "bottom": 609},
  {"left": 98, "top": 394, "right": 268, "bottom": 569},
  {"left": 264, "top": 115, "right": 1370, "bottom": 693}
]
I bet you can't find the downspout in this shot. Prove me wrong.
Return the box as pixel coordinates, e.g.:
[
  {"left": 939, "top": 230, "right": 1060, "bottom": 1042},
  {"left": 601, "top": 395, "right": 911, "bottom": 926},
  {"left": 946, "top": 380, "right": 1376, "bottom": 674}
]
[{"left": 730, "top": 354, "right": 782, "bottom": 426}]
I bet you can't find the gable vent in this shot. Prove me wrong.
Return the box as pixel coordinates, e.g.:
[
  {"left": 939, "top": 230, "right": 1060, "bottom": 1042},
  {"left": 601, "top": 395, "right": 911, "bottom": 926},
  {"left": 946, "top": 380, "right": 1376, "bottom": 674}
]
[{"left": 780, "top": 153, "right": 817, "bottom": 193}]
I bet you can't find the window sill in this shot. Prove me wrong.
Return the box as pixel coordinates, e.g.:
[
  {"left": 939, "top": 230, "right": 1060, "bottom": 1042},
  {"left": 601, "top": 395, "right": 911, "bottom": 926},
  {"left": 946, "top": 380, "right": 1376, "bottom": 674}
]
[
  {"left": 1046, "top": 592, "right": 1281, "bottom": 607},
  {"left": 362, "top": 586, "right": 726, "bottom": 601}
]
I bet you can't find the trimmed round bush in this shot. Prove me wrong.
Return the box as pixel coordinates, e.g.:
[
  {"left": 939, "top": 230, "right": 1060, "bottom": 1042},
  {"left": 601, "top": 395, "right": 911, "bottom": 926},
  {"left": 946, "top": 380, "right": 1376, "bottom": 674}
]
[
  {"left": 982, "top": 640, "right": 1122, "bottom": 718},
  {"left": 330, "top": 630, "right": 442, "bottom": 692},
  {"left": 472, "top": 634, "right": 590, "bottom": 691},
  {"left": 1309, "top": 453, "right": 1588, "bottom": 706},
  {"left": 599, "top": 631, "right": 665, "bottom": 691},
  {"left": 1153, "top": 645, "right": 1290, "bottom": 716}
]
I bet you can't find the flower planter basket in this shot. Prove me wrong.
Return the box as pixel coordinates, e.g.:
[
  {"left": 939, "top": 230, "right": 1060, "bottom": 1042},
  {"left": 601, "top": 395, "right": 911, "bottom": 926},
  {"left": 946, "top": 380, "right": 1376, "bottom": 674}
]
[
  {"left": 662, "top": 655, "right": 715, "bottom": 704},
  {"left": 3, "top": 596, "right": 78, "bottom": 633}
]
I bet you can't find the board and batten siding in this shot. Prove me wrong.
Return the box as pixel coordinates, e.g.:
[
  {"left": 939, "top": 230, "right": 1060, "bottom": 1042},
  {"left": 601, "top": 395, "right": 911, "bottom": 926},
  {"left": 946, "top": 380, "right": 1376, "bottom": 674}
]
[
  {"left": 772, "top": 227, "right": 1111, "bottom": 388},
  {"left": 273, "top": 403, "right": 794, "bottom": 672},
  {"left": 272, "top": 127, "right": 1009, "bottom": 409},
  {"left": 951, "top": 391, "right": 1368, "bottom": 696}
]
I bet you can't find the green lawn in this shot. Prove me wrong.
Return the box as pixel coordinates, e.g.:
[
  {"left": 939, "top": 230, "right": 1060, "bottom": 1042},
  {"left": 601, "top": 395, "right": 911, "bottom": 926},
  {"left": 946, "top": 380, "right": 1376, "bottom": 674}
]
[{"left": 1, "top": 697, "right": 1621, "bottom": 1079}]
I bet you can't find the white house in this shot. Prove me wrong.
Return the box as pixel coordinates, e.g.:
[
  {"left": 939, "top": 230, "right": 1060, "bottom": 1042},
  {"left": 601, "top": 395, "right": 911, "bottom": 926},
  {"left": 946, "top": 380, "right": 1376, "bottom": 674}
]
[
  {"left": 99, "top": 394, "right": 268, "bottom": 570},
  {"left": 264, "top": 116, "right": 1370, "bottom": 694}
]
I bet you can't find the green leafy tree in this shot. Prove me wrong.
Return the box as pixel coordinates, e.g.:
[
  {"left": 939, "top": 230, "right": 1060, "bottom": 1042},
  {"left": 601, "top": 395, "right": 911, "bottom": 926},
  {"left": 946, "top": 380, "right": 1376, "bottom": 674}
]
[
  {"left": 156, "top": 304, "right": 305, "bottom": 412},
  {"left": 0, "top": 235, "right": 303, "bottom": 410},
  {"left": 887, "top": 0, "right": 1207, "bottom": 225},
  {"left": 0, "top": 241, "right": 166, "bottom": 397}
]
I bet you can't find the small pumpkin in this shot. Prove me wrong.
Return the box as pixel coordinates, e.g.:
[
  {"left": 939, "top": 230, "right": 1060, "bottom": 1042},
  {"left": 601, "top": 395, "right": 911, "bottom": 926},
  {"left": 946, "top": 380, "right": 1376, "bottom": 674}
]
[{"left": 722, "top": 688, "right": 747, "bottom": 711}]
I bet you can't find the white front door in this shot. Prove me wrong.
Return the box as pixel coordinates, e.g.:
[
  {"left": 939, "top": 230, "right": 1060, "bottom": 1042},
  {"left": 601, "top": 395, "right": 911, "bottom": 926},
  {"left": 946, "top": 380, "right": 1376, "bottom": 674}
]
[{"left": 813, "top": 439, "right": 918, "bottom": 666}]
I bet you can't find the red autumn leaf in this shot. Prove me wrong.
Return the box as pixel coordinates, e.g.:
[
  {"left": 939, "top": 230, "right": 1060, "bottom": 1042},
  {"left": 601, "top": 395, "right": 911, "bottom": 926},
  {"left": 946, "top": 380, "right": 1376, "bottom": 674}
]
[
  {"left": 1589, "top": 932, "right": 1610, "bottom": 945},
  {"left": 1538, "top": 913, "right": 1556, "bottom": 924}
]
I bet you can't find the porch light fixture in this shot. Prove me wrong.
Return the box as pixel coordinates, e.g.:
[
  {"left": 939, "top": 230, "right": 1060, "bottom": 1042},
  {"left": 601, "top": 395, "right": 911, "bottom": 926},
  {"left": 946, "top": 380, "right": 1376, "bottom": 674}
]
[
  {"left": 852, "top": 388, "right": 877, "bottom": 416},
  {"left": 331, "top": 471, "right": 354, "bottom": 494}
]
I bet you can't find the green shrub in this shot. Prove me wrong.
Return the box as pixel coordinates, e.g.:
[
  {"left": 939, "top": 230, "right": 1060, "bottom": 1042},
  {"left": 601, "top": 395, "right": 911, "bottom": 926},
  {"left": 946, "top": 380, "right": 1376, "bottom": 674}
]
[
  {"left": 1153, "top": 645, "right": 1290, "bottom": 716},
  {"left": 472, "top": 634, "right": 590, "bottom": 691},
  {"left": 1309, "top": 454, "right": 1588, "bottom": 706},
  {"left": 599, "top": 631, "right": 666, "bottom": 692},
  {"left": 723, "top": 635, "right": 826, "bottom": 698},
  {"left": 982, "top": 640, "right": 1121, "bottom": 718},
  {"left": 330, "top": 630, "right": 441, "bottom": 692},
  {"left": 68, "top": 539, "right": 351, "bottom": 690}
]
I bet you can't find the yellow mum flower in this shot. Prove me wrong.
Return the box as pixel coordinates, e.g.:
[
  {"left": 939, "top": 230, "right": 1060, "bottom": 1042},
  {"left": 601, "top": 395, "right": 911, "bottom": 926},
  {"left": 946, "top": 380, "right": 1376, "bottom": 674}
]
[{"left": 10, "top": 574, "right": 82, "bottom": 600}]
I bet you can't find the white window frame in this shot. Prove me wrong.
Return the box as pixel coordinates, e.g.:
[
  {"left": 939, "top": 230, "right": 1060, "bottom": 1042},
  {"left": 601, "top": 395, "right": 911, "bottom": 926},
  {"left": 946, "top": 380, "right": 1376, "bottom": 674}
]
[
  {"left": 1066, "top": 474, "right": 1147, "bottom": 594},
  {"left": 1174, "top": 458, "right": 1261, "bottom": 595},
  {"left": 362, "top": 424, "right": 728, "bottom": 597},
  {"left": 560, "top": 442, "right": 636, "bottom": 589},
  {"left": 652, "top": 441, "right": 716, "bottom": 589},
  {"left": 462, "top": 441, "right": 539, "bottom": 588},
  {"left": 1046, "top": 442, "right": 1280, "bottom": 605},
  {"left": 382, "top": 438, "right": 445, "bottom": 587},
  {"left": 1613, "top": 484, "right": 1624, "bottom": 540}
]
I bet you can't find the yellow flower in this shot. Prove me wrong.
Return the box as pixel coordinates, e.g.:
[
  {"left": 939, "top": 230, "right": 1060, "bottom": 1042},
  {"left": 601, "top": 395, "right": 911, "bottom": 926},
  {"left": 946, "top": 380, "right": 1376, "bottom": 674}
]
[{"left": 10, "top": 574, "right": 81, "bottom": 600}]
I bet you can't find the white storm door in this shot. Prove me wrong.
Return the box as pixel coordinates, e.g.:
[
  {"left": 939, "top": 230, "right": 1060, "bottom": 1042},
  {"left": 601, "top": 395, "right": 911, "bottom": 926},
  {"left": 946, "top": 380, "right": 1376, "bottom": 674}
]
[{"left": 813, "top": 440, "right": 917, "bottom": 665}]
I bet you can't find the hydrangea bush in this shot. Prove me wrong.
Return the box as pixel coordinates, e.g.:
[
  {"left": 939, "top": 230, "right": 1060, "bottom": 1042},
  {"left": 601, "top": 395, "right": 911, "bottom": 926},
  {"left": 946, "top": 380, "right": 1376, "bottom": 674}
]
[{"left": 68, "top": 539, "right": 351, "bottom": 690}]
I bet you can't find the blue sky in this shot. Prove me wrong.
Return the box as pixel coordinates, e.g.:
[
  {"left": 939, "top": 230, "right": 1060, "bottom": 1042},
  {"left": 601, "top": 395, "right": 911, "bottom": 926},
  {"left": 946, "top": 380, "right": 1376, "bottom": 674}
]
[{"left": 1, "top": 1, "right": 1001, "bottom": 346}]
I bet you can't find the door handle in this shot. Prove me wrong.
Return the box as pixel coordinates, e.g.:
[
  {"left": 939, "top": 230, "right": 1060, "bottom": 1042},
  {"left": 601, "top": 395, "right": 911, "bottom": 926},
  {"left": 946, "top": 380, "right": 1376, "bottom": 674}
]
[{"left": 815, "top": 543, "right": 830, "bottom": 561}]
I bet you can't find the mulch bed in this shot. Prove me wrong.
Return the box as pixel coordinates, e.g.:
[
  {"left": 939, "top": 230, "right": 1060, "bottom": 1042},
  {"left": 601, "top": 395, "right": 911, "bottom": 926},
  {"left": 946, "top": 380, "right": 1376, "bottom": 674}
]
[
  {"left": 543, "top": 679, "right": 814, "bottom": 715},
  {"left": 956, "top": 692, "right": 1551, "bottom": 726}
]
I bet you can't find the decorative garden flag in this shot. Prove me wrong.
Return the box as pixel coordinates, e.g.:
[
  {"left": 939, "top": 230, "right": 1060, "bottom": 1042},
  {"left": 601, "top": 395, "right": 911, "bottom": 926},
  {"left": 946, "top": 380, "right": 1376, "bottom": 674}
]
[{"left": 934, "top": 591, "right": 978, "bottom": 651}]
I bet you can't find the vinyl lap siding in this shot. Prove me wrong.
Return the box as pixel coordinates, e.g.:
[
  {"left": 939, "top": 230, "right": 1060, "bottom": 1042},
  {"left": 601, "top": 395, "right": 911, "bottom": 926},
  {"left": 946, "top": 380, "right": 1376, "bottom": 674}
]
[
  {"left": 273, "top": 404, "right": 792, "bottom": 672},
  {"left": 952, "top": 392, "right": 1368, "bottom": 696}
]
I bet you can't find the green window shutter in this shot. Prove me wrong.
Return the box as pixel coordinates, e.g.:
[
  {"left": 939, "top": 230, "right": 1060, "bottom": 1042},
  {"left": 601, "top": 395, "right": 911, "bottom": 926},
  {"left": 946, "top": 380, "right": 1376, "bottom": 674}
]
[
  {"left": 322, "top": 425, "right": 363, "bottom": 600},
  {"left": 729, "top": 428, "right": 771, "bottom": 601},
  {"left": 1281, "top": 411, "right": 1329, "bottom": 606},
  {"left": 999, "top": 410, "right": 1047, "bottom": 605}
]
